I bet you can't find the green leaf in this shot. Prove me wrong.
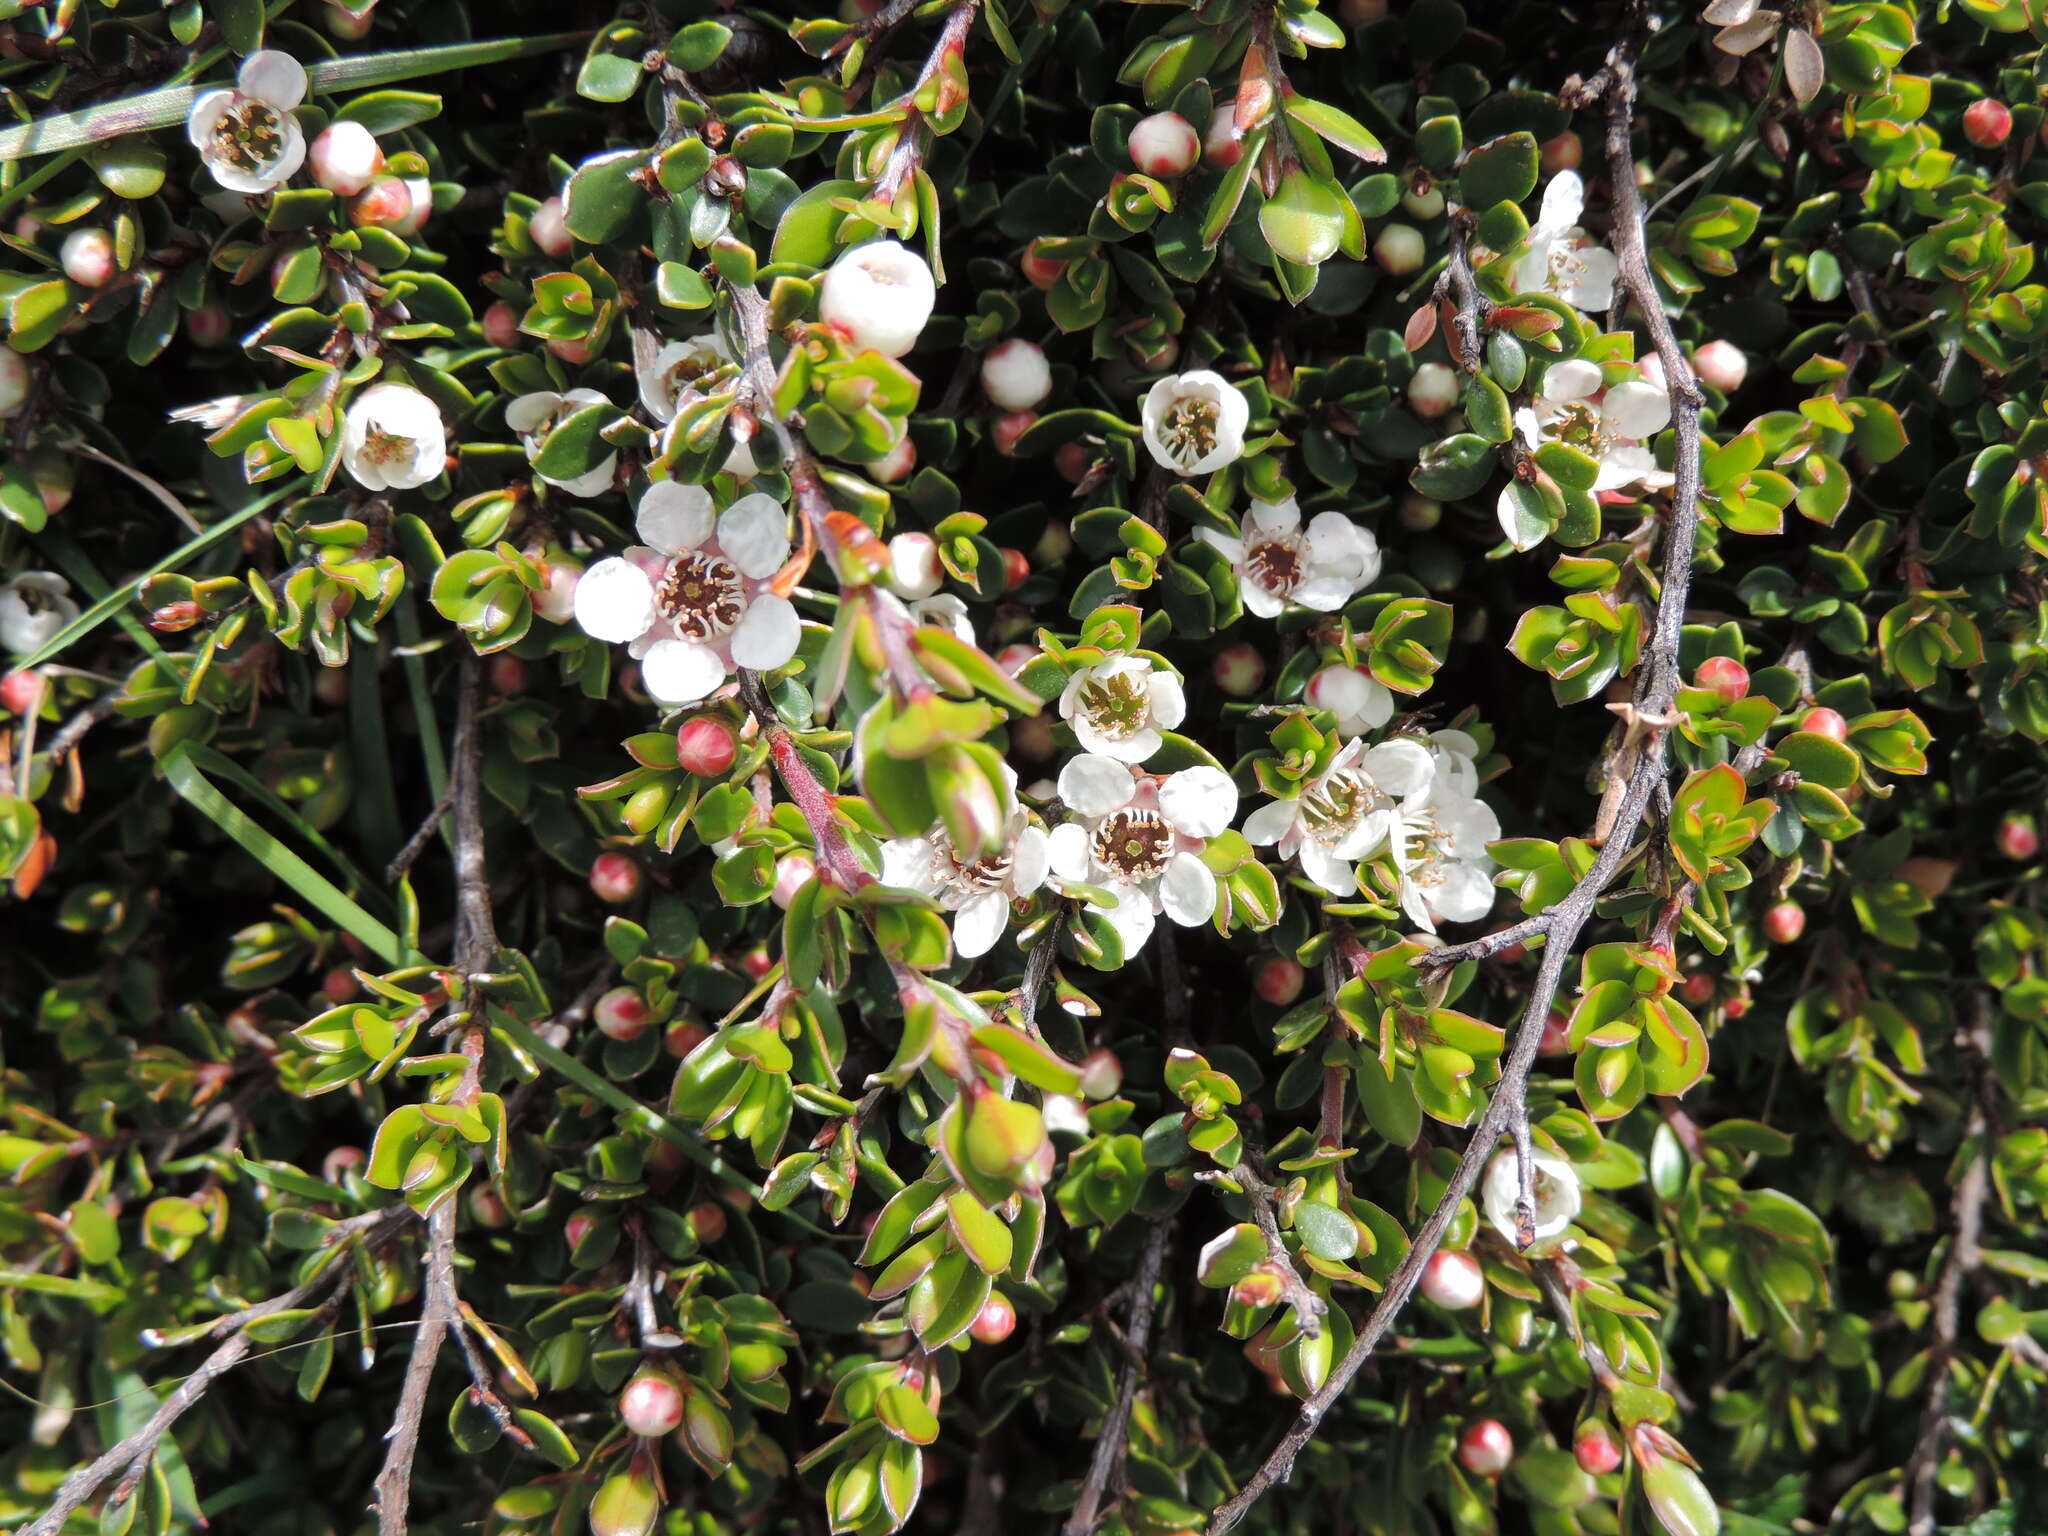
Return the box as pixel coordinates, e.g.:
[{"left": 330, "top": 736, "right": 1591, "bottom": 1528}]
[
  {"left": 562, "top": 148, "right": 646, "bottom": 245},
  {"left": 1459, "top": 132, "right": 1540, "bottom": 210},
  {"left": 335, "top": 90, "right": 442, "bottom": 133}
]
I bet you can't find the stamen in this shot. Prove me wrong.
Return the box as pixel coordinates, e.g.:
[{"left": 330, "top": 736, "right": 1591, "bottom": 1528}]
[
  {"left": 1076, "top": 671, "right": 1152, "bottom": 741},
  {"left": 656, "top": 552, "right": 746, "bottom": 640},
  {"left": 1091, "top": 809, "right": 1173, "bottom": 880}
]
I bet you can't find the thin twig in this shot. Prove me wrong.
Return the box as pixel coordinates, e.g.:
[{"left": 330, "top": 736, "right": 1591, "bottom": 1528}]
[
  {"left": 72, "top": 441, "right": 205, "bottom": 535},
  {"left": 1904, "top": 997, "right": 1997, "bottom": 1536},
  {"left": 385, "top": 777, "right": 460, "bottom": 885},
  {"left": 372, "top": 1200, "right": 458, "bottom": 1536},
  {"left": 19, "top": 1211, "right": 402, "bottom": 1536},
  {"left": 1063, "top": 1222, "right": 1169, "bottom": 1536},
  {"left": 1214, "top": 1161, "right": 1325, "bottom": 1337},
  {"left": 1205, "top": 29, "right": 1705, "bottom": 1531}
]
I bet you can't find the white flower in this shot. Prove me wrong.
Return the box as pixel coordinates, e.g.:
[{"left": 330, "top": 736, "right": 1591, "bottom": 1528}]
[
  {"left": 1141, "top": 370, "right": 1248, "bottom": 476},
  {"left": 981, "top": 339, "right": 1051, "bottom": 412},
  {"left": 187, "top": 51, "right": 308, "bottom": 195},
  {"left": 1483, "top": 1149, "right": 1581, "bottom": 1247},
  {"left": 1058, "top": 655, "right": 1185, "bottom": 764},
  {"left": 1497, "top": 359, "right": 1673, "bottom": 550},
  {"left": 1242, "top": 738, "right": 1433, "bottom": 897},
  {"left": 1195, "top": 498, "right": 1379, "bottom": 619},
  {"left": 0, "top": 571, "right": 79, "bottom": 654},
  {"left": 818, "top": 239, "right": 936, "bottom": 359},
  {"left": 1512, "top": 172, "right": 1620, "bottom": 312},
  {"left": 507, "top": 388, "right": 619, "bottom": 499},
  {"left": 1388, "top": 774, "right": 1500, "bottom": 931},
  {"left": 906, "top": 592, "right": 974, "bottom": 644},
  {"left": 570, "top": 484, "right": 800, "bottom": 704},
  {"left": 881, "top": 769, "right": 1049, "bottom": 958},
  {"left": 340, "top": 383, "right": 445, "bottom": 491},
  {"left": 1423, "top": 728, "right": 1483, "bottom": 797},
  {"left": 885, "top": 532, "right": 943, "bottom": 600},
  {"left": 1046, "top": 754, "right": 1237, "bottom": 954},
  {"left": 641, "top": 336, "right": 759, "bottom": 479},
  {"left": 1304, "top": 664, "right": 1393, "bottom": 738}
]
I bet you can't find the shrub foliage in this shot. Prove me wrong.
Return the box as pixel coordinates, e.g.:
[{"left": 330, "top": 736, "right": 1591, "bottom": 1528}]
[{"left": 2, "top": 2, "right": 2047, "bottom": 1536}]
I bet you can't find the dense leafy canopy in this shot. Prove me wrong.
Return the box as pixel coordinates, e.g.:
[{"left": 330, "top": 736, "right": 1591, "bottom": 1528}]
[{"left": 3, "top": 2, "right": 2048, "bottom": 1536}]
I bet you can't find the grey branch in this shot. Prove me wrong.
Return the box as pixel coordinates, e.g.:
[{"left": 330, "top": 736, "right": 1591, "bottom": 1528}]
[
  {"left": 1205, "top": 27, "right": 1706, "bottom": 1533},
  {"left": 1063, "top": 1221, "right": 1170, "bottom": 1536}
]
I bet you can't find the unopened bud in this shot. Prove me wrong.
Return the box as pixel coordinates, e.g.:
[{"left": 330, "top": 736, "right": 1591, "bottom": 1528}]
[{"left": 964, "top": 1091, "right": 1047, "bottom": 1187}]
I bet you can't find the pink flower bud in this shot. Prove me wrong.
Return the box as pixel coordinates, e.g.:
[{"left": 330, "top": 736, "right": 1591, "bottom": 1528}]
[
  {"left": 664, "top": 1019, "right": 710, "bottom": 1058},
  {"left": 590, "top": 852, "right": 641, "bottom": 904},
  {"left": 1254, "top": 955, "right": 1304, "bottom": 1006},
  {"left": 1, "top": 669, "right": 45, "bottom": 716},
  {"left": 393, "top": 175, "right": 433, "bottom": 236},
  {"left": 1420, "top": 1250, "right": 1486, "bottom": 1310},
  {"left": 1203, "top": 109, "right": 1244, "bottom": 168},
  {"left": 1692, "top": 339, "right": 1747, "bottom": 393},
  {"left": 1079, "top": 1048, "right": 1123, "bottom": 1099},
  {"left": 324, "top": 1, "right": 374, "bottom": 39},
  {"left": 482, "top": 301, "right": 521, "bottom": 349},
  {"left": 1798, "top": 707, "right": 1848, "bottom": 742},
  {"left": 1020, "top": 240, "right": 1066, "bottom": 290},
  {"left": 321, "top": 1146, "right": 366, "bottom": 1184},
  {"left": 1408, "top": 361, "right": 1460, "bottom": 419},
  {"left": 1694, "top": 655, "right": 1749, "bottom": 703},
  {"left": 996, "top": 643, "right": 1038, "bottom": 675},
  {"left": 535, "top": 563, "right": 579, "bottom": 623},
  {"left": 1763, "top": 901, "right": 1805, "bottom": 945},
  {"left": 1211, "top": 641, "right": 1266, "bottom": 697},
  {"left": 1540, "top": 131, "right": 1583, "bottom": 174},
  {"left": 690, "top": 1201, "right": 727, "bottom": 1242},
  {"left": 348, "top": 176, "right": 414, "bottom": 231},
  {"left": 468, "top": 1183, "right": 511, "bottom": 1228},
  {"left": 619, "top": 1371, "right": 686, "bottom": 1437},
  {"left": 772, "top": 852, "right": 816, "bottom": 910},
  {"left": 60, "top": 227, "right": 116, "bottom": 288},
  {"left": 529, "top": 197, "right": 572, "bottom": 258},
  {"left": 969, "top": 1294, "right": 1017, "bottom": 1344},
  {"left": 309, "top": 121, "right": 385, "bottom": 196},
  {"left": 1575, "top": 1423, "right": 1623, "bottom": 1476},
  {"left": 982, "top": 338, "right": 1052, "bottom": 411},
  {"left": 865, "top": 434, "right": 917, "bottom": 483},
  {"left": 993, "top": 412, "right": 1038, "bottom": 456},
  {"left": 595, "top": 986, "right": 651, "bottom": 1041},
  {"left": 1538, "top": 1009, "right": 1572, "bottom": 1055},
  {"left": 1998, "top": 814, "right": 2039, "bottom": 862},
  {"left": 676, "top": 716, "right": 738, "bottom": 777},
  {"left": 1127, "top": 112, "right": 1200, "bottom": 177},
  {"left": 1372, "top": 223, "right": 1426, "bottom": 276},
  {"left": 1457, "top": 1419, "right": 1514, "bottom": 1477},
  {"left": 185, "top": 305, "right": 232, "bottom": 348},
  {"left": 1964, "top": 99, "right": 2012, "bottom": 149}
]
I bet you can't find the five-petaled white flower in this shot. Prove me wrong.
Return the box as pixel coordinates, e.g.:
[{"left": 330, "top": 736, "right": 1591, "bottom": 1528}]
[
  {"left": 818, "top": 239, "right": 936, "bottom": 360},
  {"left": 882, "top": 768, "right": 1050, "bottom": 959},
  {"left": 1304, "top": 663, "right": 1394, "bottom": 738},
  {"left": 1058, "top": 654, "right": 1185, "bottom": 764},
  {"left": 571, "top": 484, "right": 800, "bottom": 704},
  {"left": 1387, "top": 769, "right": 1500, "bottom": 931},
  {"left": 0, "top": 571, "right": 79, "bottom": 654},
  {"left": 641, "top": 336, "right": 759, "bottom": 480},
  {"left": 1483, "top": 1149, "right": 1581, "bottom": 1247},
  {"left": 1046, "top": 754, "right": 1237, "bottom": 954},
  {"left": 187, "top": 51, "right": 308, "bottom": 195},
  {"left": 1497, "top": 359, "right": 1672, "bottom": 550},
  {"left": 1141, "top": 370, "right": 1248, "bottom": 476},
  {"left": 1513, "top": 172, "right": 1620, "bottom": 313},
  {"left": 1195, "top": 497, "right": 1379, "bottom": 619},
  {"left": 508, "top": 388, "right": 619, "bottom": 499},
  {"left": 1242, "top": 737, "right": 1433, "bottom": 898},
  {"left": 905, "top": 592, "right": 974, "bottom": 644},
  {"left": 340, "top": 383, "right": 446, "bottom": 492}
]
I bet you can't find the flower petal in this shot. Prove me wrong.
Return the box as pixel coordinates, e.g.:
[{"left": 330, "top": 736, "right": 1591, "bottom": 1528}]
[
  {"left": 641, "top": 638, "right": 726, "bottom": 704},
  {"left": 730, "top": 593, "right": 800, "bottom": 670},
  {"left": 571, "top": 557, "right": 656, "bottom": 643},
  {"left": 1536, "top": 171, "right": 1584, "bottom": 235},
  {"left": 1540, "top": 357, "right": 1603, "bottom": 404},
  {"left": 1363, "top": 739, "right": 1434, "bottom": 798},
  {"left": 187, "top": 90, "right": 235, "bottom": 149},
  {"left": 1604, "top": 379, "right": 1673, "bottom": 440},
  {"left": 716, "top": 493, "right": 792, "bottom": 579},
  {"left": 954, "top": 892, "right": 1009, "bottom": 958},
  {"left": 1009, "top": 825, "right": 1050, "bottom": 895},
  {"left": 240, "top": 50, "right": 308, "bottom": 109},
  {"left": 636, "top": 481, "right": 715, "bottom": 554},
  {"left": 1146, "top": 670, "right": 1187, "bottom": 730},
  {"left": 1297, "top": 841, "right": 1356, "bottom": 898},
  {"left": 1158, "top": 851, "right": 1215, "bottom": 927},
  {"left": 1046, "top": 822, "right": 1092, "bottom": 883},
  {"left": 1242, "top": 798, "right": 1299, "bottom": 847},
  {"left": 1058, "top": 754, "right": 1136, "bottom": 817},
  {"left": 1158, "top": 766, "right": 1237, "bottom": 838},
  {"left": 1107, "top": 886, "right": 1157, "bottom": 951}
]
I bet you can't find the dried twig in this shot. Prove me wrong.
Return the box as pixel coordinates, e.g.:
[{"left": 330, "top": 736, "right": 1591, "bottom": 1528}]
[
  {"left": 20, "top": 1210, "right": 403, "bottom": 1536},
  {"left": 1904, "top": 997, "right": 1997, "bottom": 1536},
  {"left": 1205, "top": 29, "right": 1705, "bottom": 1532},
  {"left": 1063, "top": 1222, "right": 1169, "bottom": 1536},
  {"left": 372, "top": 1201, "right": 458, "bottom": 1536}
]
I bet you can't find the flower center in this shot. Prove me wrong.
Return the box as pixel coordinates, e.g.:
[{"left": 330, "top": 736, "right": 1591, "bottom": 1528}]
[
  {"left": 212, "top": 100, "right": 285, "bottom": 173},
  {"left": 1299, "top": 769, "right": 1386, "bottom": 847},
  {"left": 361, "top": 425, "right": 416, "bottom": 469},
  {"left": 1244, "top": 534, "right": 1303, "bottom": 596},
  {"left": 662, "top": 349, "right": 722, "bottom": 404},
  {"left": 1548, "top": 400, "right": 1612, "bottom": 455},
  {"left": 1091, "top": 809, "right": 1173, "bottom": 881},
  {"left": 657, "top": 552, "right": 746, "bottom": 640},
  {"left": 1160, "top": 396, "right": 1218, "bottom": 468},
  {"left": 1546, "top": 240, "right": 1597, "bottom": 290},
  {"left": 1395, "top": 805, "right": 1454, "bottom": 887},
  {"left": 1076, "top": 672, "right": 1151, "bottom": 740},
  {"left": 929, "top": 835, "right": 1013, "bottom": 900}
]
